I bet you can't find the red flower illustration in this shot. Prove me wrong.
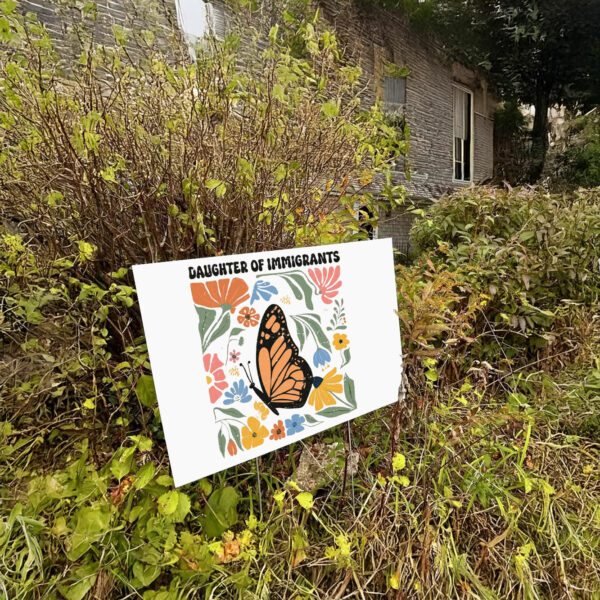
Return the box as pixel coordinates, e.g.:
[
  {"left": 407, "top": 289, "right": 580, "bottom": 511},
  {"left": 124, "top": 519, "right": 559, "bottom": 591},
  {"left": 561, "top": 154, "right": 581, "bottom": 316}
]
[
  {"left": 227, "top": 440, "right": 238, "bottom": 456},
  {"left": 203, "top": 353, "right": 228, "bottom": 403},
  {"left": 191, "top": 277, "right": 249, "bottom": 313},
  {"left": 269, "top": 420, "right": 286, "bottom": 441},
  {"left": 237, "top": 306, "right": 260, "bottom": 327},
  {"left": 308, "top": 266, "right": 342, "bottom": 304}
]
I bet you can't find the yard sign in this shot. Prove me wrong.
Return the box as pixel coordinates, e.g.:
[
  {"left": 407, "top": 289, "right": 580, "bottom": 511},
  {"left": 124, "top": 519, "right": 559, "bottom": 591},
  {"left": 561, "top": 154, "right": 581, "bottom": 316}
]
[{"left": 133, "top": 239, "right": 402, "bottom": 487}]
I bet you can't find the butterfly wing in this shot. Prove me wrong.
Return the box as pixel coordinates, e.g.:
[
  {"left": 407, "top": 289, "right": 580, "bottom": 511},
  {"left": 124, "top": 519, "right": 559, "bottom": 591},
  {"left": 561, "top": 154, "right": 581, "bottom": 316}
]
[{"left": 255, "top": 304, "right": 312, "bottom": 412}]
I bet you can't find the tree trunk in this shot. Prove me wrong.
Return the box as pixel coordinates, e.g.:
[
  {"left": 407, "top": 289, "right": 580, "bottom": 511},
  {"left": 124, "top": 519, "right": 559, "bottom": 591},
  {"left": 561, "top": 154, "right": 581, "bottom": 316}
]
[{"left": 528, "top": 88, "right": 550, "bottom": 182}]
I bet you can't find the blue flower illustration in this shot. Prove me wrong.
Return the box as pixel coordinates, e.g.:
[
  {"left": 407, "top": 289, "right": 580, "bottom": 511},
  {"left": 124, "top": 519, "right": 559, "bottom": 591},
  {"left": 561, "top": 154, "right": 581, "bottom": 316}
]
[
  {"left": 223, "top": 379, "right": 252, "bottom": 405},
  {"left": 250, "top": 280, "right": 278, "bottom": 304},
  {"left": 285, "top": 414, "right": 305, "bottom": 435},
  {"left": 312, "top": 347, "right": 331, "bottom": 368}
]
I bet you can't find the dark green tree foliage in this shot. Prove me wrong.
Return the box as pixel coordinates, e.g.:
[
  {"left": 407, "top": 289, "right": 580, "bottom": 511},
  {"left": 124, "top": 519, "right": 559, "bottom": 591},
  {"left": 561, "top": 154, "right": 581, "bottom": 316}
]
[{"left": 364, "top": 0, "right": 600, "bottom": 181}]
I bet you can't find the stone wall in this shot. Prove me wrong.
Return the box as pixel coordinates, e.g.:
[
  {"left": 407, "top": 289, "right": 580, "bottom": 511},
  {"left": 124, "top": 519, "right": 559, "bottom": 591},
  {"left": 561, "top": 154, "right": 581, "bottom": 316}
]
[
  {"left": 316, "top": 1, "right": 495, "bottom": 251},
  {"left": 19, "top": 0, "right": 178, "bottom": 60},
  {"left": 318, "top": 0, "right": 495, "bottom": 198}
]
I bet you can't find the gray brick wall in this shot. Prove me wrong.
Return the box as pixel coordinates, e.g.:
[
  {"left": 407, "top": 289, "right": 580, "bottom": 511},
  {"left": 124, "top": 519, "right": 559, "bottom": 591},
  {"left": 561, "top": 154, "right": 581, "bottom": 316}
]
[
  {"left": 377, "top": 211, "right": 415, "bottom": 259},
  {"left": 19, "top": 0, "right": 179, "bottom": 60},
  {"left": 318, "top": 0, "right": 495, "bottom": 200},
  {"left": 317, "top": 0, "right": 495, "bottom": 250}
]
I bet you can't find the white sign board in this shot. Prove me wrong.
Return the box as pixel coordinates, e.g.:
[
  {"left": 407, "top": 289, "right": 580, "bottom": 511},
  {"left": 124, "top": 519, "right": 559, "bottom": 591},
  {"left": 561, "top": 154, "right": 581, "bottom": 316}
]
[{"left": 133, "top": 239, "right": 402, "bottom": 486}]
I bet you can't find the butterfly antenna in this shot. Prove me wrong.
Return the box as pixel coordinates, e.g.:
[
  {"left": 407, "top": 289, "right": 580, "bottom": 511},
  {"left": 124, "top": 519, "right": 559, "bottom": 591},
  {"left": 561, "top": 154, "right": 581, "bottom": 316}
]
[{"left": 240, "top": 361, "right": 253, "bottom": 385}]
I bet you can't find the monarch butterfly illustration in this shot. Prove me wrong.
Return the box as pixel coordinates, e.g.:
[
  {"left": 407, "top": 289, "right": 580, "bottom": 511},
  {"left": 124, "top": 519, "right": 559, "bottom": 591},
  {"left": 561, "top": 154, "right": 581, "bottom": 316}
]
[{"left": 241, "top": 304, "right": 313, "bottom": 415}]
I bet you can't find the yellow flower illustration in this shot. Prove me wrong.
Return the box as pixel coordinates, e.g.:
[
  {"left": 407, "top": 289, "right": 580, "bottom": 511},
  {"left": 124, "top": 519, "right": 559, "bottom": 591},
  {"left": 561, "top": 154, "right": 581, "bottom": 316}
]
[
  {"left": 241, "top": 416, "right": 269, "bottom": 450},
  {"left": 332, "top": 333, "right": 349, "bottom": 350},
  {"left": 229, "top": 367, "right": 240, "bottom": 377},
  {"left": 309, "top": 368, "right": 343, "bottom": 411},
  {"left": 254, "top": 401, "right": 270, "bottom": 421}
]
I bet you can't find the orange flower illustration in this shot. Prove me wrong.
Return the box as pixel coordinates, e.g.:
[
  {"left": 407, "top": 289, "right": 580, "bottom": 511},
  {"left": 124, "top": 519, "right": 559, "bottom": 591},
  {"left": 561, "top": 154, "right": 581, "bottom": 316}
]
[
  {"left": 241, "top": 417, "right": 269, "bottom": 450},
  {"left": 308, "top": 266, "right": 342, "bottom": 304},
  {"left": 227, "top": 440, "right": 237, "bottom": 456},
  {"left": 203, "top": 353, "right": 228, "bottom": 403},
  {"left": 309, "top": 368, "right": 343, "bottom": 411},
  {"left": 269, "top": 420, "right": 286, "bottom": 441},
  {"left": 190, "top": 277, "right": 249, "bottom": 313},
  {"left": 237, "top": 306, "right": 260, "bottom": 328}
]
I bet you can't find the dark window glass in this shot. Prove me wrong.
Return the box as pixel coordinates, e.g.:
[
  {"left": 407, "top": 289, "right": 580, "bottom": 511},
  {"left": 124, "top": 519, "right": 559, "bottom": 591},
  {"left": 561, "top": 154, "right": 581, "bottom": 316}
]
[{"left": 383, "top": 76, "right": 406, "bottom": 112}]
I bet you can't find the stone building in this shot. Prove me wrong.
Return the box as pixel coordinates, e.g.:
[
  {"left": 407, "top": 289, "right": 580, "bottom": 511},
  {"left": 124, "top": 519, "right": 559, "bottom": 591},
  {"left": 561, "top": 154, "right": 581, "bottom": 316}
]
[
  {"left": 19, "top": 0, "right": 496, "bottom": 254},
  {"left": 315, "top": 1, "right": 496, "bottom": 252}
]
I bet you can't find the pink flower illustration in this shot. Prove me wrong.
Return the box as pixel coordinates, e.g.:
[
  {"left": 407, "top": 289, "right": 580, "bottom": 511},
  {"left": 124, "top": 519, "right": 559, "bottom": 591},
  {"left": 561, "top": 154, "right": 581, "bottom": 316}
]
[
  {"left": 308, "top": 266, "right": 342, "bottom": 304},
  {"left": 203, "top": 353, "right": 227, "bottom": 403}
]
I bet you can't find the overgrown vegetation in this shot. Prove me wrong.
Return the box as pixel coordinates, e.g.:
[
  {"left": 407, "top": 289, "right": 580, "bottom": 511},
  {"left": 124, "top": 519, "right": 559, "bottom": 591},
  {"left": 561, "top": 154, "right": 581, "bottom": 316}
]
[
  {"left": 1, "top": 2, "right": 600, "bottom": 600},
  {"left": 555, "top": 108, "right": 600, "bottom": 189},
  {"left": 0, "top": 2, "right": 404, "bottom": 272},
  {"left": 366, "top": 0, "right": 600, "bottom": 182}
]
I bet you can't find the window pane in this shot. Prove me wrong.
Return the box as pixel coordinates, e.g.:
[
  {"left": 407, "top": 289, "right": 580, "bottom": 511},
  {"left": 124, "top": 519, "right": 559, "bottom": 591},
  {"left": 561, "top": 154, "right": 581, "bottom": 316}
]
[
  {"left": 207, "top": 2, "right": 227, "bottom": 40},
  {"left": 453, "top": 87, "right": 472, "bottom": 181},
  {"left": 176, "top": 0, "right": 208, "bottom": 38},
  {"left": 453, "top": 88, "right": 466, "bottom": 139},
  {"left": 383, "top": 76, "right": 406, "bottom": 111},
  {"left": 454, "top": 137, "right": 462, "bottom": 160}
]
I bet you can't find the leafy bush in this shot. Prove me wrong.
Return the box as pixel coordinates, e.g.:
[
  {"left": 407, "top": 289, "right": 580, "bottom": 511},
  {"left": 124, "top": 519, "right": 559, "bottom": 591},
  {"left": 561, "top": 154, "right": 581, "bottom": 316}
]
[
  {"left": 0, "top": 4, "right": 406, "bottom": 277},
  {"left": 559, "top": 108, "right": 600, "bottom": 187},
  {"left": 411, "top": 186, "right": 600, "bottom": 356},
  {"left": 0, "top": 4, "right": 409, "bottom": 598}
]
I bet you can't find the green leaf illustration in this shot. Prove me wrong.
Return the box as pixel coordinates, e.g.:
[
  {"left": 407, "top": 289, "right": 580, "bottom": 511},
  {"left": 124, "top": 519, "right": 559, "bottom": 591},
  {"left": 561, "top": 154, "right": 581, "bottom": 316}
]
[
  {"left": 292, "top": 313, "right": 331, "bottom": 351},
  {"left": 215, "top": 407, "right": 244, "bottom": 419},
  {"left": 279, "top": 273, "right": 303, "bottom": 303},
  {"left": 343, "top": 374, "right": 356, "bottom": 409},
  {"left": 218, "top": 429, "right": 226, "bottom": 457},
  {"left": 205, "top": 311, "right": 230, "bottom": 349},
  {"left": 230, "top": 425, "right": 242, "bottom": 449},
  {"left": 275, "top": 271, "right": 314, "bottom": 310},
  {"left": 196, "top": 306, "right": 216, "bottom": 349},
  {"left": 287, "top": 272, "right": 314, "bottom": 310},
  {"left": 293, "top": 319, "right": 307, "bottom": 349},
  {"left": 341, "top": 348, "right": 351, "bottom": 368},
  {"left": 304, "top": 414, "right": 319, "bottom": 424},
  {"left": 316, "top": 406, "right": 353, "bottom": 418}
]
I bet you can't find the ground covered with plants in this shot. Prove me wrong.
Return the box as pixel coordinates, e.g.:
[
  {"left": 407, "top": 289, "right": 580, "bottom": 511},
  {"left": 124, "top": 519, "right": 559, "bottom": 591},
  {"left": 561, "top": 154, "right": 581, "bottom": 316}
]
[{"left": 1, "top": 3, "right": 600, "bottom": 600}]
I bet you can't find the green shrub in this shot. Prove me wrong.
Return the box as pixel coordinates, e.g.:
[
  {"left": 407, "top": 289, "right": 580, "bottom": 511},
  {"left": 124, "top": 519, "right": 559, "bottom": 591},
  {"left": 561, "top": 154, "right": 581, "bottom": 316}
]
[
  {"left": 559, "top": 109, "right": 600, "bottom": 187},
  {"left": 0, "top": 4, "right": 406, "bottom": 278},
  {"left": 411, "top": 186, "right": 600, "bottom": 356}
]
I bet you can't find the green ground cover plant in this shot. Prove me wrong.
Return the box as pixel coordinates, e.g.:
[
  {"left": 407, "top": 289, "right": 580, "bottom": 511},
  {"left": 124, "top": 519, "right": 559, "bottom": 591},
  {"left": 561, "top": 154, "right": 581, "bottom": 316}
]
[{"left": 1, "top": 2, "right": 599, "bottom": 599}]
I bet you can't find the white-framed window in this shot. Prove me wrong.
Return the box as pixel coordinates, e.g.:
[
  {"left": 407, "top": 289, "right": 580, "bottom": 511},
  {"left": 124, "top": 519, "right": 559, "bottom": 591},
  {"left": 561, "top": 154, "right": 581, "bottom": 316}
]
[
  {"left": 175, "top": 0, "right": 226, "bottom": 45},
  {"left": 383, "top": 75, "right": 407, "bottom": 114},
  {"left": 453, "top": 85, "right": 473, "bottom": 182}
]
